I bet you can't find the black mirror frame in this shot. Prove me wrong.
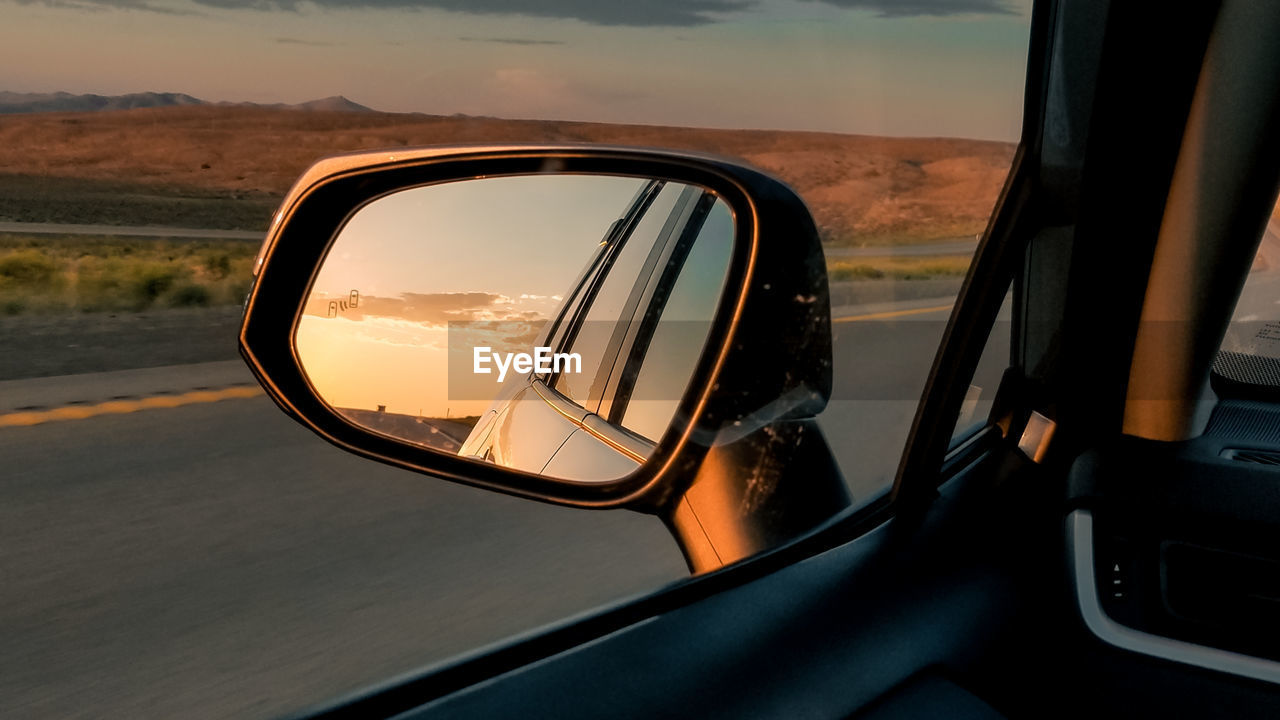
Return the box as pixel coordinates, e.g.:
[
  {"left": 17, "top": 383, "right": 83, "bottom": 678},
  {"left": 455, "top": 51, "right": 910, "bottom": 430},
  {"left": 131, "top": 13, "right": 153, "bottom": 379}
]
[{"left": 240, "top": 145, "right": 831, "bottom": 511}]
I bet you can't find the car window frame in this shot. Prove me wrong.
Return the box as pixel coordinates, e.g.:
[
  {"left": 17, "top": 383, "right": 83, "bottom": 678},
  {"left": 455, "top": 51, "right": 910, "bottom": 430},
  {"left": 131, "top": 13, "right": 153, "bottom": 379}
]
[
  {"left": 534, "top": 179, "right": 661, "bottom": 375},
  {"left": 600, "top": 190, "right": 721, "bottom": 430},
  {"left": 547, "top": 183, "right": 702, "bottom": 412}
]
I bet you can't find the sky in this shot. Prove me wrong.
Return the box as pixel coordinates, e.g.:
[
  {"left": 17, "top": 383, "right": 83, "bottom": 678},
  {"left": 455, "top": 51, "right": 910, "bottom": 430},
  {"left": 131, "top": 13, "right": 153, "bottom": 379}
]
[
  {"left": 292, "top": 174, "right": 740, "bottom": 424},
  {"left": 295, "top": 174, "right": 651, "bottom": 417},
  {"left": 1, "top": 0, "right": 1033, "bottom": 140}
]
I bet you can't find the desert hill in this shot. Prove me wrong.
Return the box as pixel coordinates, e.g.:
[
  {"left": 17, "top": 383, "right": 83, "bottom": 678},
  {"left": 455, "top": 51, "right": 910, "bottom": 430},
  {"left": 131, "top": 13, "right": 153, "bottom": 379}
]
[
  {"left": 0, "top": 91, "right": 205, "bottom": 114},
  {"left": 0, "top": 91, "right": 371, "bottom": 115},
  {"left": 0, "top": 104, "right": 1015, "bottom": 244},
  {"left": 271, "top": 96, "right": 372, "bottom": 113}
]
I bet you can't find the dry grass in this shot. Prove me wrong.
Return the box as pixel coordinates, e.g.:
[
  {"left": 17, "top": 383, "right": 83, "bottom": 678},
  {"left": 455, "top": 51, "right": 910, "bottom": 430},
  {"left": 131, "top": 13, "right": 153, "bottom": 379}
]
[
  {"left": 0, "top": 106, "right": 1015, "bottom": 243},
  {"left": 0, "top": 174, "right": 276, "bottom": 230},
  {"left": 827, "top": 255, "right": 972, "bottom": 281},
  {"left": 0, "top": 235, "right": 256, "bottom": 315},
  {"left": 0, "top": 234, "right": 971, "bottom": 317}
]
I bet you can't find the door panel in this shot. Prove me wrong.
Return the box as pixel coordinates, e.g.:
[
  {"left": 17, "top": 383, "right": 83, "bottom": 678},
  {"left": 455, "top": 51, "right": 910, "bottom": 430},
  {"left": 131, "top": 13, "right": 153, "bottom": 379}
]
[
  {"left": 479, "top": 387, "right": 580, "bottom": 474},
  {"left": 541, "top": 428, "right": 639, "bottom": 482},
  {"left": 303, "top": 448, "right": 1051, "bottom": 720}
]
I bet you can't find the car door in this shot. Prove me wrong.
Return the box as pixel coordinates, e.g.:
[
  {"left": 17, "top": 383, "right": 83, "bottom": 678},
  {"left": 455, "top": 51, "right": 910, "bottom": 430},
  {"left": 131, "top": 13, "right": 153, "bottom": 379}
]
[{"left": 241, "top": 2, "right": 1280, "bottom": 719}]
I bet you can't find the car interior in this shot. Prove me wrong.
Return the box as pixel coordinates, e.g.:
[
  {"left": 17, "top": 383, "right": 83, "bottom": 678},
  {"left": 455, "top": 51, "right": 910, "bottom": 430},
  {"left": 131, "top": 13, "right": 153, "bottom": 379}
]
[{"left": 241, "top": 1, "right": 1280, "bottom": 718}]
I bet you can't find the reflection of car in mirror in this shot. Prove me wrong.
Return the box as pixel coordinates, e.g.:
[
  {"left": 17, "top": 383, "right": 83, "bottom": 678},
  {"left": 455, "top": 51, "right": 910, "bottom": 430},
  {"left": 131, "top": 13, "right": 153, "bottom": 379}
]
[
  {"left": 292, "top": 172, "right": 659, "bottom": 459},
  {"left": 459, "top": 179, "right": 734, "bottom": 482},
  {"left": 289, "top": 171, "right": 734, "bottom": 480}
]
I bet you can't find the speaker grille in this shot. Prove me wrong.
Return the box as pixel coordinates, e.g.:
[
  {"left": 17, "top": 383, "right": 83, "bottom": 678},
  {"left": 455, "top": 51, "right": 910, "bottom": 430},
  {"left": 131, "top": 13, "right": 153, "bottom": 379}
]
[
  {"left": 1205, "top": 400, "right": 1280, "bottom": 445},
  {"left": 1214, "top": 350, "right": 1280, "bottom": 389}
]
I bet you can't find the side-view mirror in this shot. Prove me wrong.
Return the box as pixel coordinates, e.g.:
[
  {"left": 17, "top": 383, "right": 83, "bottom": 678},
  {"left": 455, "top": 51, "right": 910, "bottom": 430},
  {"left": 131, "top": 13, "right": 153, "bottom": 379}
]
[{"left": 240, "top": 145, "right": 851, "bottom": 572}]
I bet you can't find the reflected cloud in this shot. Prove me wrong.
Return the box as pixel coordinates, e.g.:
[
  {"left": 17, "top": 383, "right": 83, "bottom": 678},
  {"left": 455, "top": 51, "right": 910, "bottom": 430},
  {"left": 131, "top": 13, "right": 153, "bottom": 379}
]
[
  {"left": 448, "top": 320, "right": 545, "bottom": 353},
  {"left": 350, "top": 317, "right": 449, "bottom": 350},
  {"left": 304, "top": 289, "right": 558, "bottom": 326}
]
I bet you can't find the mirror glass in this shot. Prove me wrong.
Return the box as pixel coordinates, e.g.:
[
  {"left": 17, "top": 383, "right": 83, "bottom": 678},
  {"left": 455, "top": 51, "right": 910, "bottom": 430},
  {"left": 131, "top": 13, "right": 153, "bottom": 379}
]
[{"left": 295, "top": 174, "right": 734, "bottom": 483}]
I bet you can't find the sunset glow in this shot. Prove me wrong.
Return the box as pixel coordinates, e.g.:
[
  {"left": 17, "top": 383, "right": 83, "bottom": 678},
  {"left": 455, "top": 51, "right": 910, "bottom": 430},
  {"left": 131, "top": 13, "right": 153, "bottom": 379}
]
[
  {"left": 1, "top": 0, "right": 1032, "bottom": 141},
  {"left": 294, "top": 174, "right": 648, "bottom": 417}
]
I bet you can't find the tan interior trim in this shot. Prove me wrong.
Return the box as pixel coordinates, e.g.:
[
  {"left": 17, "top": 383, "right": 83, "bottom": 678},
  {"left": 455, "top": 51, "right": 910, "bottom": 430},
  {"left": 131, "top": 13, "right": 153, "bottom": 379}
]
[{"left": 1124, "top": 0, "right": 1280, "bottom": 440}]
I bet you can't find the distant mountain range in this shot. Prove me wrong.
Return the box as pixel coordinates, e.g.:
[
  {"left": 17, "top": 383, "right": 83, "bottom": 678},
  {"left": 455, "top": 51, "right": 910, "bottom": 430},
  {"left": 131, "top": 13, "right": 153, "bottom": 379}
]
[{"left": 0, "top": 91, "right": 373, "bottom": 115}]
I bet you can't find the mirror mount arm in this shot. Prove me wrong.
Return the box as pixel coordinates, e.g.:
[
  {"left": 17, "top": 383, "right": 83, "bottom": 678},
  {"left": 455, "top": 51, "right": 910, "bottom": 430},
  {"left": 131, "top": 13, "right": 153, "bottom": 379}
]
[{"left": 661, "top": 419, "right": 851, "bottom": 574}]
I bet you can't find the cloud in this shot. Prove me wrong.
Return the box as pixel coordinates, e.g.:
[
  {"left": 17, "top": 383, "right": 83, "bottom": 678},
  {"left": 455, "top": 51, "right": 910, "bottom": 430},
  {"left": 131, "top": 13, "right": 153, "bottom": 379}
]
[
  {"left": 359, "top": 291, "right": 510, "bottom": 325},
  {"left": 303, "top": 290, "right": 558, "bottom": 326},
  {"left": 12, "top": 0, "right": 1019, "bottom": 21},
  {"left": 459, "top": 36, "right": 566, "bottom": 46},
  {"left": 14, "top": 0, "right": 197, "bottom": 13},
  {"left": 482, "top": 67, "right": 644, "bottom": 113},
  {"left": 276, "top": 36, "right": 337, "bottom": 45},
  {"left": 193, "top": 0, "right": 748, "bottom": 26},
  {"left": 818, "top": 0, "right": 1017, "bottom": 17}
]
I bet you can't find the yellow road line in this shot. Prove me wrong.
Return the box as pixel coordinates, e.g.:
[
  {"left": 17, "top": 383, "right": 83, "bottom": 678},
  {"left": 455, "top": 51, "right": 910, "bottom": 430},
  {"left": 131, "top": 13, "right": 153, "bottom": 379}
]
[
  {"left": 0, "top": 386, "right": 263, "bottom": 428},
  {"left": 832, "top": 303, "right": 954, "bottom": 323}
]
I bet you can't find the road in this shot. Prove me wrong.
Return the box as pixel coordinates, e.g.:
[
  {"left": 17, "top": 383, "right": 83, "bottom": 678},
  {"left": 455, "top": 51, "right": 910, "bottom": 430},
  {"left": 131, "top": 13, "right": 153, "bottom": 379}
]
[
  {"left": 0, "top": 293, "right": 977, "bottom": 719},
  {"left": 0, "top": 395, "right": 687, "bottom": 720},
  {"left": 0, "top": 221, "right": 264, "bottom": 241}
]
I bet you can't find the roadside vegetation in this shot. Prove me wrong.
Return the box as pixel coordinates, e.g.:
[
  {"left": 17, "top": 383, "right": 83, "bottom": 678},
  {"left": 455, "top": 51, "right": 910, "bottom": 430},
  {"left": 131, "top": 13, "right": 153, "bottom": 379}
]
[
  {"left": 0, "top": 174, "right": 276, "bottom": 231},
  {"left": 827, "top": 255, "right": 971, "bottom": 282},
  {"left": 0, "top": 232, "right": 971, "bottom": 318},
  {"left": 0, "top": 235, "right": 256, "bottom": 315}
]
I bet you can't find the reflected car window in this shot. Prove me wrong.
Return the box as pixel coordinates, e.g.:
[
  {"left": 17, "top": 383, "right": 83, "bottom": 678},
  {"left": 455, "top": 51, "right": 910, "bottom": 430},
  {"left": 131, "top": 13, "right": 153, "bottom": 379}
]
[
  {"left": 555, "top": 182, "right": 685, "bottom": 407},
  {"left": 620, "top": 198, "right": 734, "bottom": 441}
]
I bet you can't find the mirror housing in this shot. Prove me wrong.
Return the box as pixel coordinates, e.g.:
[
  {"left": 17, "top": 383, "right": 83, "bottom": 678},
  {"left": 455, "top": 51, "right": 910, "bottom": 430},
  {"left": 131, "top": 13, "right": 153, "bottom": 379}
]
[{"left": 241, "top": 145, "right": 847, "bottom": 570}]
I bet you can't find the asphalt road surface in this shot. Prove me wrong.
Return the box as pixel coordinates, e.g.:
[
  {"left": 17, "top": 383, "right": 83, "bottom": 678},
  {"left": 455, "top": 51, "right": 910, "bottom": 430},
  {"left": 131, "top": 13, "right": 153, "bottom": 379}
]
[
  {"left": 0, "top": 221, "right": 264, "bottom": 241},
  {"left": 0, "top": 397, "right": 686, "bottom": 720},
  {"left": 0, "top": 296, "right": 971, "bottom": 719}
]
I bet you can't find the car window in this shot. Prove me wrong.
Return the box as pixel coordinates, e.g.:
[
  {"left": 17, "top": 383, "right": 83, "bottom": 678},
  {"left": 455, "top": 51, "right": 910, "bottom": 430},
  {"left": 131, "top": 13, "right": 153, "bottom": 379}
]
[
  {"left": 539, "top": 181, "right": 657, "bottom": 363},
  {"left": 618, "top": 196, "right": 735, "bottom": 441},
  {"left": 554, "top": 182, "right": 686, "bottom": 407},
  {"left": 1215, "top": 196, "right": 1280, "bottom": 392},
  {"left": 1, "top": 4, "right": 1033, "bottom": 717},
  {"left": 952, "top": 287, "right": 1015, "bottom": 445}
]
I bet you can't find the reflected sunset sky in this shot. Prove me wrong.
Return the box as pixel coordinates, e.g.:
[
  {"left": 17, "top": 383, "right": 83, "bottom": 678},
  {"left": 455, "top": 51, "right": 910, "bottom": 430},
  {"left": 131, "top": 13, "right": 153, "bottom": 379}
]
[{"left": 296, "top": 174, "right": 647, "bottom": 417}]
